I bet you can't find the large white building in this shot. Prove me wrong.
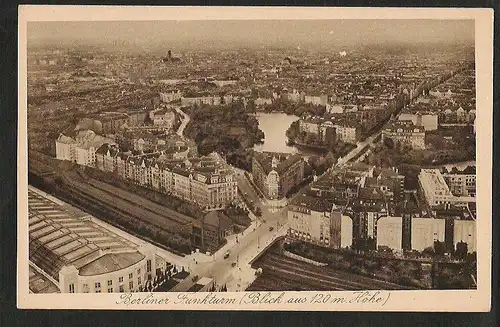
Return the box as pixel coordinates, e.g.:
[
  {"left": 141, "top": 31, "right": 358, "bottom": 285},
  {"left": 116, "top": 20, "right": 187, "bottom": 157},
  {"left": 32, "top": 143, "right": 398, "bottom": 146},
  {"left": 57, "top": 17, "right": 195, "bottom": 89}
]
[
  {"left": 334, "top": 124, "right": 358, "bottom": 143},
  {"left": 382, "top": 120, "right": 426, "bottom": 150},
  {"left": 287, "top": 195, "right": 352, "bottom": 249},
  {"left": 149, "top": 108, "right": 176, "bottom": 128},
  {"left": 55, "top": 130, "right": 114, "bottom": 167},
  {"left": 453, "top": 220, "right": 476, "bottom": 253},
  {"left": 159, "top": 90, "right": 182, "bottom": 103},
  {"left": 398, "top": 112, "right": 438, "bottom": 131},
  {"left": 418, "top": 169, "right": 475, "bottom": 209},
  {"left": 411, "top": 217, "right": 446, "bottom": 251},
  {"left": 376, "top": 216, "right": 403, "bottom": 251},
  {"left": 28, "top": 186, "right": 171, "bottom": 294},
  {"left": 181, "top": 96, "right": 222, "bottom": 107}
]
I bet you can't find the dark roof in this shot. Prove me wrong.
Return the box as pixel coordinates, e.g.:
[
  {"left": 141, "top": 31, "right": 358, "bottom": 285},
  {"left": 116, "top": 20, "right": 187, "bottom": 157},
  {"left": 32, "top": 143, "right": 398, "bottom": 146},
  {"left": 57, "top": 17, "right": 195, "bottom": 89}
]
[
  {"left": 78, "top": 252, "right": 145, "bottom": 276},
  {"left": 358, "top": 187, "right": 386, "bottom": 201},
  {"left": 253, "top": 152, "right": 303, "bottom": 175},
  {"left": 203, "top": 211, "right": 233, "bottom": 231},
  {"left": 290, "top": 194, "right": 332, "bottom": 212},
  {"left": 384, "top": 120, "right": 424, "bottom": 133}
]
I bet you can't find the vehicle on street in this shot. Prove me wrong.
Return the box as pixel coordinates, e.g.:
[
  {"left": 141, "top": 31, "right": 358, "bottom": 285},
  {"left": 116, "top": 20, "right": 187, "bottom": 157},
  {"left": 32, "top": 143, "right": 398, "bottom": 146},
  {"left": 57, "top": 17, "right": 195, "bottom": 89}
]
[{"left": 224, "top": 251, "right": 230, "bottom": 259}]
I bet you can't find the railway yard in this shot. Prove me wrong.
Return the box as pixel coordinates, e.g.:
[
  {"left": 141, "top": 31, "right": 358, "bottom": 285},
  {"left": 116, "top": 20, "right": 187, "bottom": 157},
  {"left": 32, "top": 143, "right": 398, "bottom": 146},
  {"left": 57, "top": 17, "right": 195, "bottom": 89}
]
[{"left": 247, "top": 243, "right": 418, "bottom": 291}]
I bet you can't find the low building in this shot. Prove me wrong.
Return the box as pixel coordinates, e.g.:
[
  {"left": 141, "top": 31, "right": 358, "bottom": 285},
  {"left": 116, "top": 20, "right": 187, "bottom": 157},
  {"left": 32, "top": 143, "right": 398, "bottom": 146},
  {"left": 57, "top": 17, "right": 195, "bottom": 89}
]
[
  {"left": 252, "top": 152, "right": 304, "bottom": 200},
  {"left": 28, "top": 186, "right": 159, "bottom": 294},
  {"left": 376, "top": 216, "right": 403, "bottom": 251},
  {"left": 202, "top": 211, "right": 233, "bottom": 252},
  {"left": 382, "top": 120, "right": 425, "bottom": 150},
  {"left": 410, "top": 217, "right": 446, "bottom": 251}
]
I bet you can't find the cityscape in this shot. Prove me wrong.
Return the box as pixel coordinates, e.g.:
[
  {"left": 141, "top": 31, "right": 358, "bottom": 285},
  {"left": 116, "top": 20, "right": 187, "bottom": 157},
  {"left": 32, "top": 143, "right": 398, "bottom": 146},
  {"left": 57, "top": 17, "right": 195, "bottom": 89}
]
[{"left": 26, "top": 19, "right": 477, "bottom": 294}]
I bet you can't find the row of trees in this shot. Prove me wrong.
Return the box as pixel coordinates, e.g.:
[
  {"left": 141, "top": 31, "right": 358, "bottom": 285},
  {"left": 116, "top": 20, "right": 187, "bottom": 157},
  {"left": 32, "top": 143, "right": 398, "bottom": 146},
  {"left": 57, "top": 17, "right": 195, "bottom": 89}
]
[
  {"left": 285, "top": 240, "right": 476, "bottom": 290},
  {"left": 261, "top": 98, "right": 327, "bottom": 117},
  {"left": 185, "top": 102, "right": 265, "bottom": 157}
]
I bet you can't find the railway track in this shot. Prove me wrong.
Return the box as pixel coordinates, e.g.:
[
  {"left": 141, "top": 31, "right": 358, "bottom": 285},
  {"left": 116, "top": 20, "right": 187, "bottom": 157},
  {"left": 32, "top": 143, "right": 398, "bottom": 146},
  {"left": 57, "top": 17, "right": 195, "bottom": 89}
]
[
  {"left": 252, "top": 252, "right": 418, "bottom": 291},
  {"left": 62, "top": 175, "right": 190, "bottom": 233},
  {"left": 86, "top": 178, "right": 196, "bottom": 226}
]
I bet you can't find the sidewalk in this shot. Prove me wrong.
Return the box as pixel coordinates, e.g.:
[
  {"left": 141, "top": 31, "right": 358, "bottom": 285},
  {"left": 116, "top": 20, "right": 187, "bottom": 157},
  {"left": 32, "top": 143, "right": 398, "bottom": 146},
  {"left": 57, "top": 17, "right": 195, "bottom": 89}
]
[
  {"left": 185, "top": 219, "right": 262, "bottom": 264},
  {"left": 225, "top": 225, "right": 288, "bottom": 291}
]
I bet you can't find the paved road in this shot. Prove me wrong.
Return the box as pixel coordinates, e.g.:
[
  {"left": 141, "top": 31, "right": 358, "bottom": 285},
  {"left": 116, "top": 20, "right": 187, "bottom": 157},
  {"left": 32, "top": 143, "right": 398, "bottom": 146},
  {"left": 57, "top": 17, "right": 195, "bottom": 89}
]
[{"left": 174, "top": 106, "right": 190, "bottom": 137}]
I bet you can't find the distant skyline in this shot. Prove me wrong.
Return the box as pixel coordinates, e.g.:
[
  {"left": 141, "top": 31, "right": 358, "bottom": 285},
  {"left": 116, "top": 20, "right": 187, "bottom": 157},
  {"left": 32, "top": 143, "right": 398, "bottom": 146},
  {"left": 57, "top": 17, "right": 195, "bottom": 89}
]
[{"left": 28, "top": 20, "right": 475, "bottom": 49}]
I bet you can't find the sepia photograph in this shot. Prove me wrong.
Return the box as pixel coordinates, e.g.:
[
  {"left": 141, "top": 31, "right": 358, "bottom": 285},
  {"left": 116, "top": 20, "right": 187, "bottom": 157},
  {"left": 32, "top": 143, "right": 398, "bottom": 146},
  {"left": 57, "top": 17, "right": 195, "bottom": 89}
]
[{"left": 17, "top": 6, "right": 493, "bottom": 311}]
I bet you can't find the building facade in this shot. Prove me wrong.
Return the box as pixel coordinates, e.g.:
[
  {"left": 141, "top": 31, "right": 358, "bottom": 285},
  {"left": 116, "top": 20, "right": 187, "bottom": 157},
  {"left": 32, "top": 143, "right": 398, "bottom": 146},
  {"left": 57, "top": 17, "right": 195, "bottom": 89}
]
[
  {"left": 453, "top": 219, "right": 476, "bottom": 253},
  {"left": 28, "top": 186, "right": 162, "bottom": 294},
  {"left": 418, "top": 169, "right": 475, "bottom": 209},
  {"left": 410, "top": 217, "right": 446, "bottom": 251},
  {"left": 287, "top": 195, "right": 352, "bottom": 249},
  {"left": 376, "top": 216, "right": 403, "bottom": 251},
  {"left": 55, "top": 130, "right": 114, "bottom": 167},
  {"left": 252, "top": 152, "right": 304, "bottom": 200},
  {"left": 382, "top": 120, "right": 426, "bottom": 150}
]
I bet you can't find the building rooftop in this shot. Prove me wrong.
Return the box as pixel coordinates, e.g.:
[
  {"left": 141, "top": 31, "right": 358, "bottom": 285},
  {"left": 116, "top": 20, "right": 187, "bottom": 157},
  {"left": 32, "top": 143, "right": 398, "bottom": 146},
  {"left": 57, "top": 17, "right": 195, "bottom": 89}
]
[
  {"left": 290, "top": 194, "right": 332, "bottom": 213},
  {"left": 28, "top": 186, "right": 141, "bottom": 281},
  {"left": 253, "top": 152, "right": 303, "bottom": 175},
  {"left": 29, "top": 264, "right": 60, "bottom": 294},
  {"left": 78, "top": 252, "right": 145, "bottom": 276}
]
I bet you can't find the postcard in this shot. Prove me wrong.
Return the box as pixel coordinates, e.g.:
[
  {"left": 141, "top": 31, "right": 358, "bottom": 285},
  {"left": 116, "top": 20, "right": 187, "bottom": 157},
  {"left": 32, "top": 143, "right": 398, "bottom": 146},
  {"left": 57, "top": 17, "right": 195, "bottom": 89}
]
[{"left": 18, "top": 5, "right": 493, "bottom": 311}]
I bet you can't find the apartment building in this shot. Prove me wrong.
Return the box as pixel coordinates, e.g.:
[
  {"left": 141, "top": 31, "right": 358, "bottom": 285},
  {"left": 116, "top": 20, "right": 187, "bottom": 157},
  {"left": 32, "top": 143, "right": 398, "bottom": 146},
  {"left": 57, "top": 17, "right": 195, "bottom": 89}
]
[
  {"left": 149, "top": 108, "right": 176, "bottom": 129},
  {"left": 418, "top": 169, "right": 475, "bottom": 209},
  {"left": 159, "top": 90, "right": 182, "bottom": 103},
  {"left": 252, "top": 152, "right": 304, "bottom": 200},
  {"left": 398, "top": 112, "right": 438, "bottom": 131},
  {"left": 382, "top": 120, "right": 426, "bottom": 150},
  {"left": 376, "top": 216, "right": 403, "bottom": 251},
  {"left": 410, "top": 217, "right": 446, "bottom": 251},
  {"left": 55, "top": 130, "right": 114, "bottom": 167},
  {"left": 181, "top": 96, "right": 222, "bottom": 107},
  {"left": 287, "top": 195, "right": 352, "bottom": 249},
  {"left": 96, "top": 149, "right": 237, "bottom": 210},
  {"left": 442, "top": 166, "right": 476, "bottom": 197}
]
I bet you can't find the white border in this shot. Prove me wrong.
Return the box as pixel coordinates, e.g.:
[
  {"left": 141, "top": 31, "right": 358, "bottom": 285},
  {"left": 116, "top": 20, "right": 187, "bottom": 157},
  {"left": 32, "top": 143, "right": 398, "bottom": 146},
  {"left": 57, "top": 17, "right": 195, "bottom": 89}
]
[{"left": 17, "top": 6, "right": 493, "bottom": 311}]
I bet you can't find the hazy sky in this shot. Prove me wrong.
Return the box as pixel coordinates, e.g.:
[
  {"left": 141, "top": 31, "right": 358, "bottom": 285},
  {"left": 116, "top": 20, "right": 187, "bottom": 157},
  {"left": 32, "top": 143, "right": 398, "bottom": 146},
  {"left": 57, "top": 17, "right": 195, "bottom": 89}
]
[{"left": 28, "top": 20, "right": 475, "bottom": 49}]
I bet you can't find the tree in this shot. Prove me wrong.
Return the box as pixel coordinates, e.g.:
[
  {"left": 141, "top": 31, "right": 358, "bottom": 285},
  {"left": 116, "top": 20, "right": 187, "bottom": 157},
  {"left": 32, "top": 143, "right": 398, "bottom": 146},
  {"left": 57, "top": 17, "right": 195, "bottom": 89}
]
[
  {"left": 434, "top": 240, "right": 446, "bottom": 256},
  {"left": 423, "top": 246, "right": 435, "bottom": 256},
  {"left": 383, "top": 137, "right": 395, "bottom": 149},
  {"left": 455, "top": 241, "right": 468, "bottom": 260}
]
